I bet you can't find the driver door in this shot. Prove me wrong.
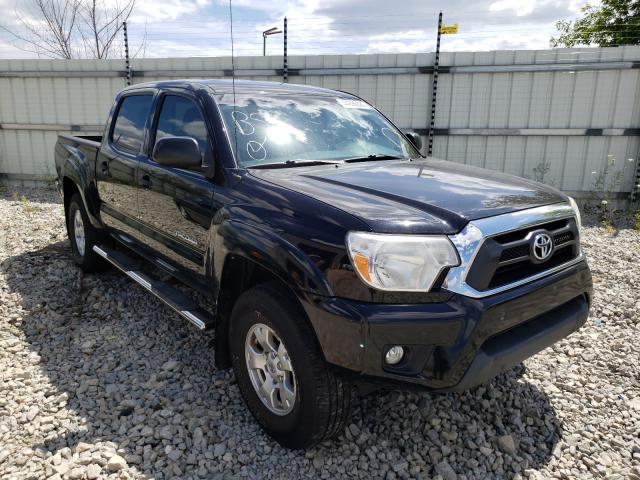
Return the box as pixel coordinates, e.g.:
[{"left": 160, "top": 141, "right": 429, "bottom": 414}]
[{"left": 135, "top": 91, "right": 216, "bottom": 285}]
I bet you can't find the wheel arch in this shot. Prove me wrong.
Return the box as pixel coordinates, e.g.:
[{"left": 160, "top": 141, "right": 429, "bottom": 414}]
[
  {"left": 62, "top": 175, "right": 102, "bottom": 229},
  {"left": 62, "top": 176, "right": 79, "bottom": 209},
  {"left": 210, "top": 220, "right": 332, "bottom": 369},
  {"left": 213, "top": 252, "right": 319, "bottom": 369}
]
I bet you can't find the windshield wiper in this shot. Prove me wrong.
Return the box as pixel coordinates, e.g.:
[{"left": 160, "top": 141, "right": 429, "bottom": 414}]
[
  {"left": 248, "top": 155, "right": 404, "bottom": 169},
  {"left": 342, "top": 154, "right": 405, "bottom": 163},
  {"left": 248, "top": 160, "right": 341, "bottom": 169}
]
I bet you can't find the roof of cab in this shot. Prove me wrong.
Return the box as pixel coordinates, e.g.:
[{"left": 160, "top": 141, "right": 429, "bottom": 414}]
[{"left": 122, "top": 79, "right": 355, "bottom": 98}]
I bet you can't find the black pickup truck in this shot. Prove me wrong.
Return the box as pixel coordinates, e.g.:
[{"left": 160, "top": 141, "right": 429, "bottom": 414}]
[{"left": 55, "top": 79, "right": 592, "bottom": 448}]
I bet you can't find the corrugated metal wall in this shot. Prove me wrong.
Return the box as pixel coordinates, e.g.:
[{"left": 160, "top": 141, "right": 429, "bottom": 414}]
[{"left": 1, "top": 47, "right": 639, "bottom": 199}]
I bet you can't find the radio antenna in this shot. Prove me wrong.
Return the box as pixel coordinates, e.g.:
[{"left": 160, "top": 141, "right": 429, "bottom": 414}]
[
  {"left": 229, "top": 0, "right": 235, "bottom": 99},
  {"left": 228, "top": 0, "right": 238, "bottom": 162}
]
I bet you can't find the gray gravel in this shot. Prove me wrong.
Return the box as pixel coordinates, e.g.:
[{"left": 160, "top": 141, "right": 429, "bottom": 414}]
[{"left": 1, "top": 187, "right": 639, "bottom": 480}]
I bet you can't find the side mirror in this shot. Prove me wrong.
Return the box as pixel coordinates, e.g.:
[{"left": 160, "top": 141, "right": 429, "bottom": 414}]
[
  {"left": 152, "top": 136, "right": 202, "bottom": 169},
  {"left": 404, "top": 131, "right": 422, "bottom": 152}
]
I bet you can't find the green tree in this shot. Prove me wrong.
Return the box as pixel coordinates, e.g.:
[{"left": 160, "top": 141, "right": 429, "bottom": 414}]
[{"left": 550, "top": 0, "right": 640, "bottom": 48}]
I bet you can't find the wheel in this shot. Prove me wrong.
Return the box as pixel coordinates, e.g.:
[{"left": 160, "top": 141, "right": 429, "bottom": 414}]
[
  {"left": 66, "top": 193, "right": 106, "bottom": 272},
  {"left": 229, "top": 282, "right": 353, "bottom": 448}
]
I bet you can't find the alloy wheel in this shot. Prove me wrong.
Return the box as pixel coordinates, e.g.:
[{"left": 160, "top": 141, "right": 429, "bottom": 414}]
[
  {"left": 73, "top": 209, "right": 86, "bottom": 257},
  {"left": 245, "top": 323, "right": 297, "bottom": 415}
]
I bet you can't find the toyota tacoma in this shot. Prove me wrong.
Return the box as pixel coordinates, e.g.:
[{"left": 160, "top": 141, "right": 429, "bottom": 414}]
[{"left": 54, "top": 80, "right": 592, "bottom": 448}]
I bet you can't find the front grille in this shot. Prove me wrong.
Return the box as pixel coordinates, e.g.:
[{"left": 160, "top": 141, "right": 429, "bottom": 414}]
[
  {"left": 466, "top": 217, "right": 580, "bottom": 291},
  {"left": 500, "top": 244, "right": 529, "bottom": 262},
  {"left": 492, "top": 219, "right": 568, "bottom": 244},
  {"left": 554, "top": 232, "right": 573, "bottom": 245},
  {"left": 489, "top": 248, "right": 575, "bottom": 289}
]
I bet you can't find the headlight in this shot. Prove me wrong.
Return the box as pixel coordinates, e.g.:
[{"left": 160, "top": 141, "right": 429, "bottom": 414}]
[
  {"left": 567, "top": 196, "right": 582, "bottom": 230},
  {"left": 346, "top": 232, "right": 460, "bottom": 292}
]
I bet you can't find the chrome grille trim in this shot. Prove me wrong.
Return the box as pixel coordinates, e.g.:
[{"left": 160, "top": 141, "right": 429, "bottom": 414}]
[{"left": 444, "top": 203, "right": 584, "bottom": 299}]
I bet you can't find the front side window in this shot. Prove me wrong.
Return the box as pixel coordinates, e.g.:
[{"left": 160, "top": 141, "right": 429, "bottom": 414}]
[
  {"left": 217, "top": 94, "right": 419, "bottom": 167},
  {"left": 154, "top": 95, "right": 209, "bottom": 155},
  {"left": 111, "top": 95, "right": 153, "bottom": 153}
]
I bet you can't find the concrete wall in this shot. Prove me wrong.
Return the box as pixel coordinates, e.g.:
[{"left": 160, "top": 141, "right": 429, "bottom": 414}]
[{"left": 1, "top": 47, "right": 639, "bottom": 200}]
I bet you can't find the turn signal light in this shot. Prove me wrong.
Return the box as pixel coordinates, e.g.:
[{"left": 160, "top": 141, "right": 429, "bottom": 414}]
[{"left": 352, "top": 254, "right": 371, "bottom": 282}]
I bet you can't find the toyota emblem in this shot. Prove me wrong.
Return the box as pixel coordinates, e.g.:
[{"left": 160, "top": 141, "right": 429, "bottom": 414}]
[{"left": 532, "top": 232, "right": 553, "bottom": 261}]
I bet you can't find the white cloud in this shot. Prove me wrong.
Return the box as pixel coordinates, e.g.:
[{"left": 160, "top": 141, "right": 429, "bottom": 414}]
[
  {"left": 0, "top": 0, "right": 594, "bottom": 59},
  {"left": 489, "top": 0, "right": 536, "bottom": 16},
  {"left": 131, "top": 0, "right": 213, "bottom": 23},
  {"left": 367, "top": 40, "right": 431, "bottom": 54},
  {"left": 441, "top": 32, "right": 553, "bottom": 51},
  {"left": 0, "top": 38, "right": 36, "bottom": 58}
]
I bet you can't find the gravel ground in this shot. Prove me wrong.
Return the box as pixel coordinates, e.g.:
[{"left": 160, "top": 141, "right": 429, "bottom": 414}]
[{"left": 0, "top": 187, "right": 639, "bottom": 480}]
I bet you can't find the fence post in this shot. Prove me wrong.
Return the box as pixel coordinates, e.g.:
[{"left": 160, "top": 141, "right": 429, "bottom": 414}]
[
  {"left": 283, "top": 17, "right": 288, "bottom": 83},
  {"left": 123, "top": 21, "right": 132, "bottom": 86},
  {"left": 427, "top": 12, "right": 443, "bottom": 157}
]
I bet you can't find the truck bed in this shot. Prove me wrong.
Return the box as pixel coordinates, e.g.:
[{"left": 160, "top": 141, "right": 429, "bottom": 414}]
[
  {"left": 55, "top": 134, "right": 103, "bottom": 185},
  {"left": 58, "top": 134, "right": 102, "bottom": 147}
]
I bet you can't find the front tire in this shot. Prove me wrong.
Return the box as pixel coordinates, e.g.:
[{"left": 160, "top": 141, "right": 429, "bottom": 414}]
[
  {"left": 229, "top": 282, "right": 353, "bottom": 448},
  {"left": 66, "top": 193, "right": 106, "bottom": 273}
]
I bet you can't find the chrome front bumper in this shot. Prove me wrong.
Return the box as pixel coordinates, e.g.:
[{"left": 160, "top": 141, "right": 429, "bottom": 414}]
[{"left": 444, "top": 203, "right": 583, "bottom": 299}]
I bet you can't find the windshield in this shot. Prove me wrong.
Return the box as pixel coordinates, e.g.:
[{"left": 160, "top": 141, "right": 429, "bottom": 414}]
[{"left": 217, "top": 93, "right": 419, "bottom": 167}]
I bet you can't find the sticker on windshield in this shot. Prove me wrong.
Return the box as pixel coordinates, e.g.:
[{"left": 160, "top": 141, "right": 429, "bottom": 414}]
[{"left": 337, "top": 98, "right": 373, "bottom": 109}]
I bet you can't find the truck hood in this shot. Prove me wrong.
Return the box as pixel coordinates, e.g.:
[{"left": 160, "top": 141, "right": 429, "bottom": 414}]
[{"left": 248, "top": 158, "right": 567, "bottom": 234}]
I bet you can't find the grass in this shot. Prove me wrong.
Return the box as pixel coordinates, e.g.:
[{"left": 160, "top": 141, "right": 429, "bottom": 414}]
[
  {"left": 601, "top": 218, "right": 616, "bottom": 234},
  {"left": 20, "top": 195, "right": 38, "bottom": 216},
  {"left": 597, "top": 201, "right": 617, "bottom": 233}
]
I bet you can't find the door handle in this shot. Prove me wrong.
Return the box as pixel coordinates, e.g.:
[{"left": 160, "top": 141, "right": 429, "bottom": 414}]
[
  {"left": 100, "top": 161, "right": 108, "bottom": 174},
  {"left": 140, "top": 174, "right": 152, "bottom": 189}
]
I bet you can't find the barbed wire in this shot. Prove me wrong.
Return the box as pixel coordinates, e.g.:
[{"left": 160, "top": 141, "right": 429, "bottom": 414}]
[{"left": 1, "top": 11, "right": 639, "bottom": 59}]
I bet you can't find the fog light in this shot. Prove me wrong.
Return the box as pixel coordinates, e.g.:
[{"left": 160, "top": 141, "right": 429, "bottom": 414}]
[{"left": 385, "top": 346, "right": 404, "bottom": 365}]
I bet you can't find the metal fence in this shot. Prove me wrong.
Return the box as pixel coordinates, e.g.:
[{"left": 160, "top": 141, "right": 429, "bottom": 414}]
[{"left": 1, "top": 46, "right": 639, "bottom": 202}]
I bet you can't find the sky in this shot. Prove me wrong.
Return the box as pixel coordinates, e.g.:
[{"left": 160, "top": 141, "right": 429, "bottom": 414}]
[{"left": 0, "top": 0, "right": 592, "bottom": 59}]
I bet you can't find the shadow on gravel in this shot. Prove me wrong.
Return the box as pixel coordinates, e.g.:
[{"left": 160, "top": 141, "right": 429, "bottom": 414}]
[
  {"left": 0, "top": 186, "right": 61, "bottom": 205},
  {"left": 3, "top": 241, "right": 562, "bottom": 479}
]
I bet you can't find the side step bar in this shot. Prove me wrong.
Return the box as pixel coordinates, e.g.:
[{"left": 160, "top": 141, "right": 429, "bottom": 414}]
[{"left": 93, "top": 245, "right": 214, "bottom": 330}]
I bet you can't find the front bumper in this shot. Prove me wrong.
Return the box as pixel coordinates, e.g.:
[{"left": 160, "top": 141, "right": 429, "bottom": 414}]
[{"left": 302, "top": 260, "right": 592, "bottom": 391}]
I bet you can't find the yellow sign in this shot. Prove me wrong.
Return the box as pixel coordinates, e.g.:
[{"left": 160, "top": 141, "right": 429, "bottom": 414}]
[{"left": 440, "top": 23, "right": 458, "bottom": 34}]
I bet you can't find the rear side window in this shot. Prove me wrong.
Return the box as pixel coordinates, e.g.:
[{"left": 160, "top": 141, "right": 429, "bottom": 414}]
[
  {"left": 111, "top": 95, "right": 154, "bottom": 153},
  {"left": 155, "top": 95, "right": 209, "bottom": 154}
]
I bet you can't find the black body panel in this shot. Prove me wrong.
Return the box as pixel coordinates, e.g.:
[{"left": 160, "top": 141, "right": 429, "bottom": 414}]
[
  {"left": 54, "top": 79, "right": 591, "bottom": 393},
  {"left": 250, "top": 159, "right": 567, "bottom": 234},
  {"left": 301, "top": 260, "right": 592, "bottom": 390}
]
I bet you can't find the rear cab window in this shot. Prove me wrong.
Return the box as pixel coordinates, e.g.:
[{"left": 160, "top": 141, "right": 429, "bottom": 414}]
[{"left": 111, "top": 95, "right": 154, "bottom": 153}]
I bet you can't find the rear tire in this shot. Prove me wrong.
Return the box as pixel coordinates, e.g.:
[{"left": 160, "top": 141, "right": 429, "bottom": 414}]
[
  {"left": 229, "top": 282, "right": 353, "bottom": 448},
  {"left": 66, "top": 193, "right": 106, "bottom": 273}
]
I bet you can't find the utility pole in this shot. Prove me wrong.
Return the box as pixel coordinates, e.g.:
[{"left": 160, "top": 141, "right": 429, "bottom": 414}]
[
  {"left": 263, "top": 27, "right": 282, "bottom": 56},
  {"left": 123, "top": 21, "right": 132, "bottom": 86},
  {"left": 283, "top": 17, "right": 288, "bottom": 83},
  {"left": 427, "top": 12, "right": 442, "bottom": 157}
]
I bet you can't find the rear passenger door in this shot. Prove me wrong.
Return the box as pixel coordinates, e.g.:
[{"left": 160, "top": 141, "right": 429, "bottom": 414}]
[
  {"left": 135, "top": 91, "right": 216, "bottom": 285},
  {"left": 97, "top": 93, "right": 154, "bottom": 236}
]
